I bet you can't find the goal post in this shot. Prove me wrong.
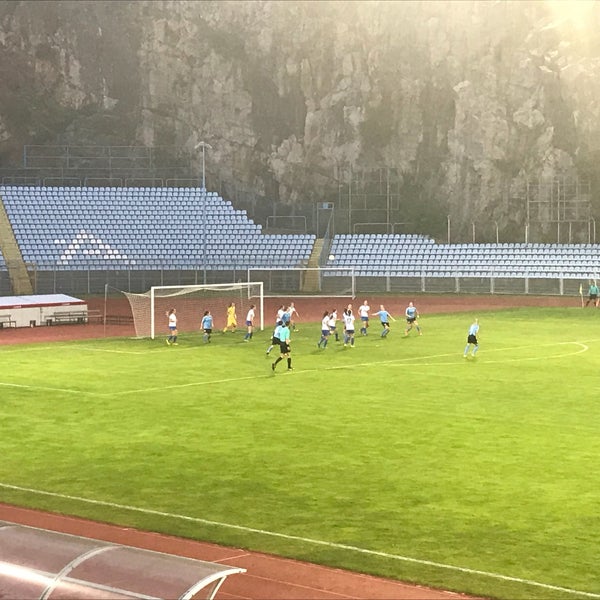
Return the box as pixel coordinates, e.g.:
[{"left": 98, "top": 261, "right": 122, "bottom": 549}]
[{"left": 122, "top": 282, "right": 264, "bottom": 339}]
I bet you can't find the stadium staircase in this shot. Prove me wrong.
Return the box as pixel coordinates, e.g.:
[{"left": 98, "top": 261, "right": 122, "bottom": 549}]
[
  {"left": 0, "top": 194, "right": 33, "bottom": 294},
  {"left": 302, "top": 238, "right": 324, "bottom": 292}
]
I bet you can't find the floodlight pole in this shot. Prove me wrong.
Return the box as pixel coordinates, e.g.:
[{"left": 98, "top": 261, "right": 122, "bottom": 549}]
[
  {"left": 195, "top": 141, "right": 213, "bottom": 283},
  {"left": 195, "top": 141, "right": 213, "bottom": 191}
]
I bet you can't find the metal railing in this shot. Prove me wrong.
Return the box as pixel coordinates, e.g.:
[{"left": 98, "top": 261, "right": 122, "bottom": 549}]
[{"left": 0, "top": 263, "right": 588, "bottom": 299}]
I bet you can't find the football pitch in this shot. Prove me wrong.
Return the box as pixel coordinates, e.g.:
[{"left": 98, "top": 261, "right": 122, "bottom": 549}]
[{"left": 1, "top": 307, "right": 599, "bottom": 599}]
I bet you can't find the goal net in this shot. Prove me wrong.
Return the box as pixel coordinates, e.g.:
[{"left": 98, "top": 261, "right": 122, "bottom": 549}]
[{"left": 123, "top": 282, "right": 264, "bottom": 339}]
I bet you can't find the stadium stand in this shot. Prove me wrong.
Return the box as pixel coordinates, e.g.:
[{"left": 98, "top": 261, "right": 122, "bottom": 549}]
[
  {"left": 0, "top": 186, "right": 314, "bottom": 271},
  {"left": 2, "top": 186, "right": 599, "bottom": 296},
  {"left": 326, "top": 234, "right": 600, "bottom": 279}
]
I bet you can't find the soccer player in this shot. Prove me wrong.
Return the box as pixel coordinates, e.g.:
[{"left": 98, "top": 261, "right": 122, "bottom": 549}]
[
  {"left": 585, "top": 280, "right": 599, "bottom": 307},
  {"left": 371, "top": 304, "right": 395, "bottom": 338},
  {"left": 243, "top": 304, "right": 256, "bottom": 341},
  {"left": 464, "top": 318, "right": 480, "bottom": 358},
  {"left": 201, "top": 310, "right": 213, "bottom": 343},
  {"left": 166, "top": 308, "right": 178, "bottom": 345},
  {"left": 272, "top": 321, "right": 292, "bottom": 372},
  {"left": 281, "top": 306, "right": 291, "bottom": 328},
  {"left": 358, "top": 300, "right": 370, "bottom": 335},
  {"left": 327, "top": 309, "right": 339, "bottom": 342},
  {"left": 404, "top": 301, "right": 422, "bottom": 336},
  {"left": 266, "top": 320, "right": 283, "bottom": 355},
  {"left": 317, "top": 310, "right": 330, "bottom": 348},
  {"left": 287, "top": 302, "right": 300, "bottom": 331},
  {"left": 222, "top": 302, "right": 237, "bottom": 333},
  {"left": 275, "top": 304, "right": 285, "bottom": 323},
  {"left": 342, "top": 306, "right": 355, "bottom": 347}
]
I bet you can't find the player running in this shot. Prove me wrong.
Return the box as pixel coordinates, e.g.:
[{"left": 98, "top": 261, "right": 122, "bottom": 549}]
[
  {"left": 266, "top": 320, "right": 283, "bottom": 355},
  {"left": 404, "top": 301, "right": 422, "bottom": 336},
  {"left": 464, "top": 318, "right": 480, "bottom": 358},
  {"left": 272, "top": 322, "right": 292, "bottom": 372},
  {"left": 371, "top": 304, "right": 395, "bottom": 338}
]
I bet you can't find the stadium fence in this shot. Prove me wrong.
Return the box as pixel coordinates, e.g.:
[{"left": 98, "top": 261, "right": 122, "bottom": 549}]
[{"left": 0, "top": 264, "right": 588, "bottom": 298}]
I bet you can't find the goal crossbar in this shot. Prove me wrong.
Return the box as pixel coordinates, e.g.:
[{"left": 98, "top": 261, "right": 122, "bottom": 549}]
[{"left": 123, "top": 282, "right": 264, "bottom": 339}]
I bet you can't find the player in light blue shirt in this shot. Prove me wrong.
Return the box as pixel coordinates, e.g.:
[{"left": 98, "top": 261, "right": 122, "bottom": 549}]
[
  {"left": 272, "top": 322, "right": 292, "bottom": 372},
  {"left": 201, "top": 310, "right": 213, "bottom": 344},
  {"left": 464, "top": 318, "right": 480, "bottom": 358},
  {"left": 371, "top": 304, "right": 396, "bottom": 338},
  {"left": 404, "top": 301, "right": 422, "bottom": 337},
  {"left": 266, "top": 321, "right": 283, "bottom": 355}
]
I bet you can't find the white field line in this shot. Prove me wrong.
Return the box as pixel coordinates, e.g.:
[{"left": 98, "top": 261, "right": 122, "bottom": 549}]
[
  {"left": 72, "top": 347, "right": 147, "bottom": 355},
  {"left": 0, "top": 344, "right": 145, "bottom": 355},
  {"left": 0, "top": 483, "right": 598, "bottom": 599},
  {"left": 111, "top": 341, "right": 590, "bottom": 394},
  {"left": 0, "top": 382, "right": 93, "bottom": 395},
  {"left": 0, "top": 341, "right": 591, "bottom": 397}
]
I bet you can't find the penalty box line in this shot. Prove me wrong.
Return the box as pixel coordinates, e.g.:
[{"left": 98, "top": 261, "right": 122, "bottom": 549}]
[
  {"left": 110, "top": 340, "right": 590, "bottom": 396},
  {"left": 0, "top": 483, "right": 598, "bottom": 599},
  {"left": 1, "top": 341, "right": 589, "bottom": 397}
]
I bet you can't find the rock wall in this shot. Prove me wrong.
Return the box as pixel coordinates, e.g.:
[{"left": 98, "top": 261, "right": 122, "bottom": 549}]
[{"left": 1, "top": 0, "right": 600, "bottom": 240}]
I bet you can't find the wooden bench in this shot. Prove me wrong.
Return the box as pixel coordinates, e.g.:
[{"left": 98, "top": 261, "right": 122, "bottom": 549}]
[
  {"left": 47, "top": 311, "right": 89, "bottom": 325},
  {"left": 0, "top": 314, "right": 17, "bottom": 328},
  {"left": 87, "top": 310, "right": 104, "bottom": 324},
  {"left": 104, "top": 314, "right": 134, "bottom": 325}
]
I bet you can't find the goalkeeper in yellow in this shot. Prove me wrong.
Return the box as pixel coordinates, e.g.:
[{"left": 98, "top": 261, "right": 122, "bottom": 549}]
[{"left": 222, "top": 302, "right": 237, "bottom": 333}]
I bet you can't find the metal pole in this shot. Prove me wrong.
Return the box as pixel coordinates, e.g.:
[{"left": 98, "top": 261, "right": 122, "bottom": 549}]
[
  {"left": 194, "top": 141, "right": 212, "bottom": 190},
  {"left": 494, "top": 221, "right": 499, "bottom": 244},
  {"left": 194, "top": 141, "right": 212, "bottom": 282},
  {"left": 447, "top": 215, "right": 451, "bottom": 244}
]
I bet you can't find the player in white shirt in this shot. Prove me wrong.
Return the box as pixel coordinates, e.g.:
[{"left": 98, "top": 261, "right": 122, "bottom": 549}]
[
  {"left": 317, "top": 310, "right": 330, "bottom": 349},
  {"left": 287, "top": 301, "right": 300, "bottom": 331},
  {"left": 342, "top": 306, "right": 355, "bottom": 347},
  {"left": 327, "top": 309, "right": 339, "bottom": 342},
  {"left": 358, "top": 300, "right": 370, "bottom": 335},
  {"left": 166, "top": 308, "right": 178, "bottom": 345},
  {"left": 243, "top": 304, "right": 256, "bottom": 342},
  {"left": 275, "top": 305, "right": 285, "bottom": 324}
]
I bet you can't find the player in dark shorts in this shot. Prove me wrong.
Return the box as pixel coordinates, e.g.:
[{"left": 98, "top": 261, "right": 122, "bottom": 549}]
[
  {"left": 464, "top": 318, "right": 480, "bottom": 358},
  {"left": 404, "top": 301, "right": 422, "bottom": 336},
  {"left": 201, "top": 310, "right": 213, "bottom": 343},
  {"left": 266, "top": 320, "right": 283, "bottom": 356},
  {"left": 585, "top": 281, "right": 599, "bottom": 307},
  {"left": 272, "top": 322, "right": 292, "bottom": 372}
]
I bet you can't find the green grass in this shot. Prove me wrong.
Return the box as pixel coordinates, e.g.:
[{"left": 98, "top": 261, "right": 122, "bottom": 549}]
[{"left": 1, "top": 307, "right": 599, "bottom": 599}]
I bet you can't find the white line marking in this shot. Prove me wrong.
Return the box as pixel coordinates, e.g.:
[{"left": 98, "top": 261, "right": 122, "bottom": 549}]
[
  {"left": 76, "top": 347, "right": 146, "bottom": 355},
  {"left": 0, "top": 483, "right": 597, "bottom": 598},
  {"left": 110, "top": 374, "right": 268, "bottom": 396},
  {"left": 1, "top": 341, "right": 586, "bottom": 397},
  {"left": 0, "top": 382, "right": 93, "bottom": 395}
]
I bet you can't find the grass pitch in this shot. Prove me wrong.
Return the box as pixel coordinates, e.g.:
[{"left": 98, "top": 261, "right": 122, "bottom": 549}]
[{"left": 1, "top": 307, "right": 599, "bottom": 599}]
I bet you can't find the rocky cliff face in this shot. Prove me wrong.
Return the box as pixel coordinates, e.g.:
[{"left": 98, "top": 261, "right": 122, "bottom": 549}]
[{"left": 1, "top": 0, "right": 599, "bottom": 240}]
